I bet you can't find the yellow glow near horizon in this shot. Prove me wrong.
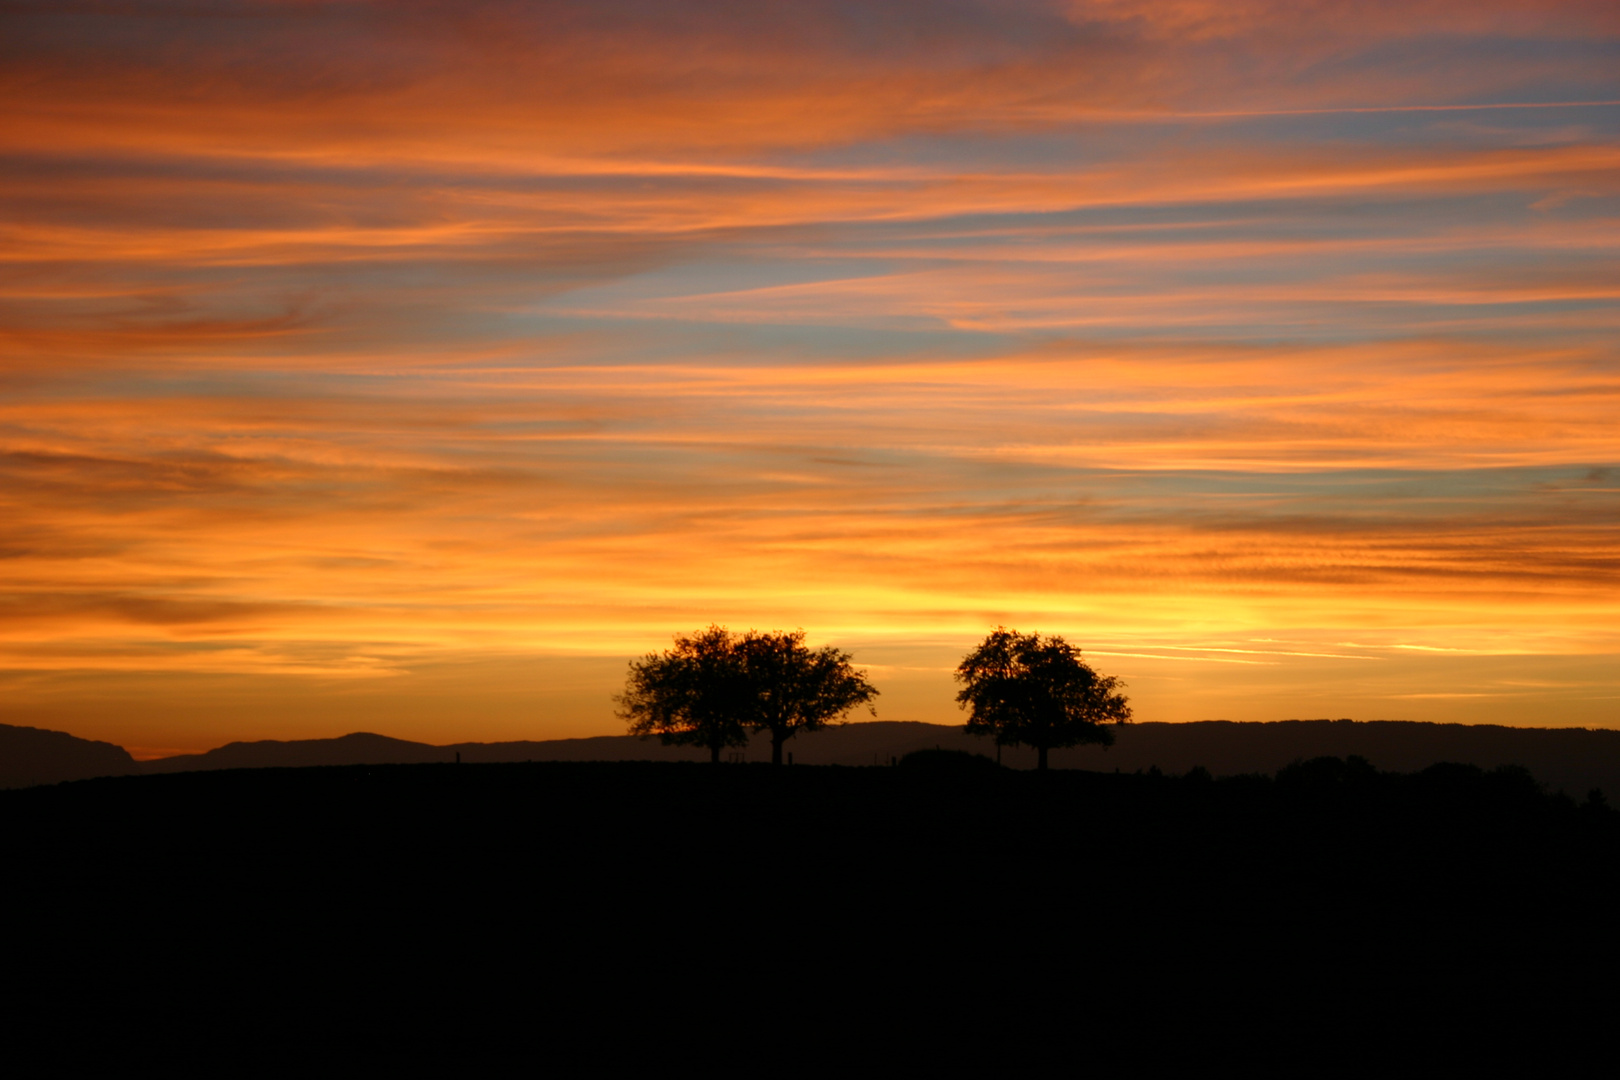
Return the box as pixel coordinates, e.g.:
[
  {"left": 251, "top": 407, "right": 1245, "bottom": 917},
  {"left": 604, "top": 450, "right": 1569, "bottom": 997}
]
[{"left": 2, "top": 1, "right": 1618, "bottom": 751}]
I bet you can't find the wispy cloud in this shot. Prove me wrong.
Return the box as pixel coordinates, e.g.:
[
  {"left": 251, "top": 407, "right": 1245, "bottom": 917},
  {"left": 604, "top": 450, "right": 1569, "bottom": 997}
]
[{"left": 2, "top": 1, "right": 1617, "bottom": 747}]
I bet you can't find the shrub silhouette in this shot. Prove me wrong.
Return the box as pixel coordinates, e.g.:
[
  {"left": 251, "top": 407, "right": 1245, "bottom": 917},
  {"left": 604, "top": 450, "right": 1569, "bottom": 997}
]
[
  {"left": 1276, "top": 755, "right": 1379, "bottom": 789},
  {"left": 897, "top": 748, "right": 1001, "bottom": 771}
]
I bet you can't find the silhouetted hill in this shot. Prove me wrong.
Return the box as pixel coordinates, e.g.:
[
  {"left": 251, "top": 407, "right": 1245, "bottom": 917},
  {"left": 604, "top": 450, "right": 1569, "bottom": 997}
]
[
  {"left": 454, "top": 719, "right": 1620, "bottom": 796},
  {"left": 7, "top": 759, "right": 1619, "bottom": 1032},
  {"left": 458, "top": 720, "right": 1620, "bottom": 797},
  {"left": 0, "top": 723, "right": 140, "bottom": 788},
  {"left": 142, "top": 731, "right": 456, "bottom": 772},
  {"left": 1067, "top": 719, "right": 1620, "bottom": 798},
  {"left": 12, "top": 761, "right": 1620, "bottom": 1016},
  {"left": 35, "top": 718, "right": 1620, "bottom": 799}
]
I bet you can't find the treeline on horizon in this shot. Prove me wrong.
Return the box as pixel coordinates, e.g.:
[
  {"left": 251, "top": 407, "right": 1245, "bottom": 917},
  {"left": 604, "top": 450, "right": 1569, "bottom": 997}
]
[
  {"left": 7, "top": 751, "right": 1615, "bottom": 926},
  {"left": 620, "top": 625, "right": 1131, "bottom": 768},
  {"left": 8, "top": 748, "right": 1613, "bottom": 861},
  {"left": 901, "top": 745, "right": 1613, "bottom": 812},
  {"left": 6, "top": 627, "right": 1618, "bottom": 794},
  {"left": 16, "top": 717, "right": 1620, "bottom": 799}
]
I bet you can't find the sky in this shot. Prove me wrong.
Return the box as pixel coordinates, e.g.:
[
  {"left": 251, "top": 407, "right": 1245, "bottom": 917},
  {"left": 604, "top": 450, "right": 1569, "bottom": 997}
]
[{"left": 2, "top": 0, "right": 1618, "bottom": 756}]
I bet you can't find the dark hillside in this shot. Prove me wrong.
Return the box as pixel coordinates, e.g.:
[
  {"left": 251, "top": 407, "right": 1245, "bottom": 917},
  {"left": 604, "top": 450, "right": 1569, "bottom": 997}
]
[
  {"left": 133, "top": 719, "right": 1620, "bottom": 797},
  {"left": 5, "top": 760, "right": 1617, "bottom": 1038},
  {"left": 0, "top": 723, "right": 139, "bottom": 788},
  {"left": 141, "top": 731, "right": 456, "bottom": 772},
  {"left": 1062, "top": 719, "right": 1620, "bottom": 797},
  {"left": 9, "top": 760, "right": 1617, "bottom": 923}
]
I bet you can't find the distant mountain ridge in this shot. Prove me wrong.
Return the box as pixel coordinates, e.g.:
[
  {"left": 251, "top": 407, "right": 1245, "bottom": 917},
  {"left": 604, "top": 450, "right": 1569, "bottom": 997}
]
[
  {"left": 141, "top": 732, "right": 460, "bottom": 772},
  {"left": 0, "top": 724, "right": 140, "bottom": 789},
  {"left": 9, "top": 719, "right": 1620, "bottom": 796}
]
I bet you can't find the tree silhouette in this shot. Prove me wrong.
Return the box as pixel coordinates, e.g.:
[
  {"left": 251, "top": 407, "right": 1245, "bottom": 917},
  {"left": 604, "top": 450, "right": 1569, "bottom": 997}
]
[
  {"left": 734, "top": 629, "right": 879, "bottom": 765},
  {"left": 616, "top": 625, "right": 750, "bottom": 763},
  {"left": 617, "top": 626, "right": 878, "bottom": 765},
  {"left": 955, "top": 627, "right": 1131, "bottom": 770}
]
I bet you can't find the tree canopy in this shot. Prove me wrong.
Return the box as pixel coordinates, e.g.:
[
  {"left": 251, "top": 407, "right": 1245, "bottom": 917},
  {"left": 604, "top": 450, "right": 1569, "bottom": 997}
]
[
  {"left": 733, "top": 628, "right": 879, "bottom": 764},
  {"left": 955, "top": 627, "right": 1131, "bottom": 770},
  {"left": 617, "top": 625, "right": 878, "bottom": 764},
  {"left": 616, "top": 625, "right": 751, "bottom": 763}
]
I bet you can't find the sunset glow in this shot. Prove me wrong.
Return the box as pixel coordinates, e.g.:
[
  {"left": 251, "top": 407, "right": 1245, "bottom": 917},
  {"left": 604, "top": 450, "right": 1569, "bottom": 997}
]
[{"left": 3, "top": 1, "right": 1617, "bottom": 754}]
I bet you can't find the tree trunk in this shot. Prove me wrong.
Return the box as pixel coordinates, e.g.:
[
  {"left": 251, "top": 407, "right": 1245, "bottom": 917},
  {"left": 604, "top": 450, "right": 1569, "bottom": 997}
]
[
  {"left": 771, "top": 732, "right": 785, "bottom": 766},
  {"left": 1037, "top": 746, "right": 1049, "bottom": 771}
]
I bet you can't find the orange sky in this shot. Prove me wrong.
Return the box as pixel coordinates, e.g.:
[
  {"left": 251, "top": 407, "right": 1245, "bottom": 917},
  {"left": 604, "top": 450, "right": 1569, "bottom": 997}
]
[{"left": 2, "top": 1, "right": 1617, "bottom": 755}]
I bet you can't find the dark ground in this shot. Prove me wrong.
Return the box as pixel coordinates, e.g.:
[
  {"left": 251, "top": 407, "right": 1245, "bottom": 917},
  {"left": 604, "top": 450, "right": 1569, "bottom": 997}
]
[
  {"left": 6, "top": 758, "right": 1618, "bottom": 1056},
  {"left": 19, "top": 716, "right": 1620, "bottom": 798}
]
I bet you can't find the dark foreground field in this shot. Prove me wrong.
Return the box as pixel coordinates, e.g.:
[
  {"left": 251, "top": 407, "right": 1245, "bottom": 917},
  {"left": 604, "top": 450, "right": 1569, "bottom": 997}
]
[{"left": 6, "top": 758, "right": 1619, "bottom": 1053}]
